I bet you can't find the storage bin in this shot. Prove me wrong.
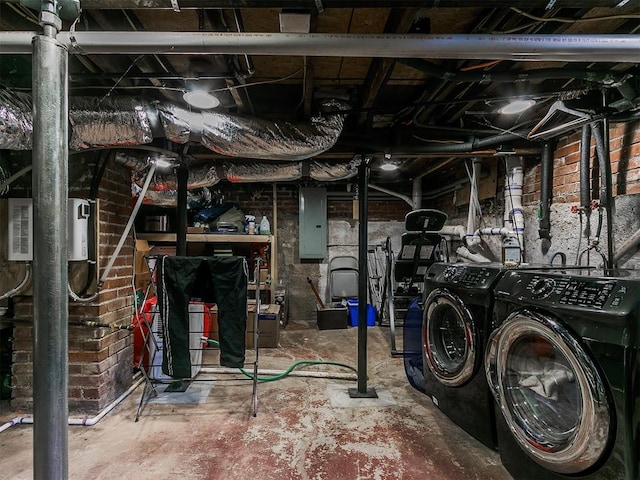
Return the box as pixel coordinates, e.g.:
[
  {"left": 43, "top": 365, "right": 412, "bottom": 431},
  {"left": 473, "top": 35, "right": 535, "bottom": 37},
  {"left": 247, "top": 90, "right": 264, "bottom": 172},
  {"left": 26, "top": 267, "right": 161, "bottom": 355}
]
[
  {"left": 347, "top": 300, "right": 377, "bottom": 327},
  {"left": 316, "top": 305, "right": 349, "bottom": 330}
]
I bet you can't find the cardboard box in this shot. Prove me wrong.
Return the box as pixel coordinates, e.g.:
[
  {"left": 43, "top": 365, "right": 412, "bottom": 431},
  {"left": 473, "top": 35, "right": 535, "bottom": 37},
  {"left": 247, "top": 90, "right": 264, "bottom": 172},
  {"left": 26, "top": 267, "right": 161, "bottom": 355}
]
[
  {"left": 150, "top": 245, "right": 176, "bottom": 257},
  {"left": 134, "top": 239, "right": 153, "bottom": 275},
  {"left": 207, "top": 304, "right": 280, "bottom": 348},
  {"left": 188, "top": 226, "right": 207, "bottom": 234},
  {"left": 247, "top": 304, "right": 280, "bottom": 348},
  {"left": 259, "top": 268, "right": 269, "bottom": 283},
  {"left": 134, "top": 271, "right": 154, "bottom": 293},
  {"left": 317, "top": 305, "right": 349, "bottom": 330}
]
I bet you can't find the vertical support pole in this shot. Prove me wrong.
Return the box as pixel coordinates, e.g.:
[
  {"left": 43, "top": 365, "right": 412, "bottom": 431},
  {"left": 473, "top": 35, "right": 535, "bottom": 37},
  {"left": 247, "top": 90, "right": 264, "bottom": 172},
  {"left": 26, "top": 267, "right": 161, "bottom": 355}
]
[
  {"left": 602, "top": 91, "right": 615, "bottom": 268},
  {"left": 349, "top": 157, "right": 377, "bottom": 398},
  {"left": 539, "top": 141, "right": 555, "bottom": 242},
  {"left": 32, "top": 20, "right": 69, "bottom": 480},
  {"left": 176, "top": 164, "right": 188, "bottom": 256}
]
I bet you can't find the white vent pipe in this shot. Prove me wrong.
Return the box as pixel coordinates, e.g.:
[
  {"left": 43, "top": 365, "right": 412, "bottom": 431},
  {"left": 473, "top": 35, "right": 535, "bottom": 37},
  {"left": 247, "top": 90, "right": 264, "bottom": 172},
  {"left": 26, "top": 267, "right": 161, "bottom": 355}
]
[
  {"left": 0, "top": 33, "right": 638, "bottom": 63},
  {"left": 466, "top": 157, "right": 525, "bottom": 256}
]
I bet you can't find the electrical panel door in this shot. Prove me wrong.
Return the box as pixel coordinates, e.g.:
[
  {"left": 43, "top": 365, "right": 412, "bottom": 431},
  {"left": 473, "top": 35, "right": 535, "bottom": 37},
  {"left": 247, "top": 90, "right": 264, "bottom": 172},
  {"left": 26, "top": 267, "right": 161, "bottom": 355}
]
[{"left": 299, "top": 187, "right": 327, "bottom": 260}]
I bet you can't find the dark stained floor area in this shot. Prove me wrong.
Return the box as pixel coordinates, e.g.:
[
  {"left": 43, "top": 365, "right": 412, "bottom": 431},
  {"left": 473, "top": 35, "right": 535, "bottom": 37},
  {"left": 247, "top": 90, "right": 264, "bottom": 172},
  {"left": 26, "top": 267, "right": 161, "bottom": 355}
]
[{"left": 0, "top": 317, "right": 512, "bottom": 480}]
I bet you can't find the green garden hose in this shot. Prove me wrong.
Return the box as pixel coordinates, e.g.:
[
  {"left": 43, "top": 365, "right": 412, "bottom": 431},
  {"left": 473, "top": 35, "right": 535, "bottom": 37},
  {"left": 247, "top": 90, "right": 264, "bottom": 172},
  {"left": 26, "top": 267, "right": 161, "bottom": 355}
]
[{"left": 204, "top": 338, "right": 357, "bottom": 382}]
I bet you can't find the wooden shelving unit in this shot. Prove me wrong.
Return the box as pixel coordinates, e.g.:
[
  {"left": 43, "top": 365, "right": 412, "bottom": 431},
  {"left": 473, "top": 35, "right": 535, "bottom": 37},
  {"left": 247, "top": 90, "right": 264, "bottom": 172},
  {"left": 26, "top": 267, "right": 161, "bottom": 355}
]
[{"left": 137, "top": 232, "right": 277, "bottom": 303}]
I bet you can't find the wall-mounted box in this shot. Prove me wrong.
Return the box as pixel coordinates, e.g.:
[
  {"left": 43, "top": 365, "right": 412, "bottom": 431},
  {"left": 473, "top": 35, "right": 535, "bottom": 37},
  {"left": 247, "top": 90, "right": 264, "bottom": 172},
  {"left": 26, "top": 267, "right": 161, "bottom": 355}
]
[{"left": 299, "top": 187, "right": 327, "bottom": 260}]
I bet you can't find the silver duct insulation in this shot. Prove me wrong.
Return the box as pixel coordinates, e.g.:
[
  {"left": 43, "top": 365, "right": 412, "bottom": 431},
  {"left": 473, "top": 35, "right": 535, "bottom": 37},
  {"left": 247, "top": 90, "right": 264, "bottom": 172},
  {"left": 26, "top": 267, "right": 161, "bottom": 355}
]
[
  {"left": 200, "top": 108, "right": 344, "bottom": 161},
  {"left": 157, "top": 99, "right": 347, "bottom": 160},
  {"left": 0, "top": 89, "right": 33, "bottom": 150},
  {"left": 115, "top": 152, "right": 359, "bottom": 205},
  {"left": 69, "top": 97, "right": 154, "bottom": 149},
  {"left": 310, "top": 159, "right": 359, "bottom": 182},
  {"left": 224, "top": 161, "right": 302, "bottom": 182},
  {"left": 0, "top": 90, "right": 347, "bottom": 162}
]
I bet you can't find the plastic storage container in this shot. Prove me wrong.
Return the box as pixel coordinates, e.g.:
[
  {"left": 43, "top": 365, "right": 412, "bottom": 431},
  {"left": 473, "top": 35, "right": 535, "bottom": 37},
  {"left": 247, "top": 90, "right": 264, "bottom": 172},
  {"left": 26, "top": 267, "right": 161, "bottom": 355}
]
[
  {"left": 347, "top": 300, "right": 377, "bottom": 327},
  {"left": 260, "top": 215, "right": 271, "bottom": 235}
]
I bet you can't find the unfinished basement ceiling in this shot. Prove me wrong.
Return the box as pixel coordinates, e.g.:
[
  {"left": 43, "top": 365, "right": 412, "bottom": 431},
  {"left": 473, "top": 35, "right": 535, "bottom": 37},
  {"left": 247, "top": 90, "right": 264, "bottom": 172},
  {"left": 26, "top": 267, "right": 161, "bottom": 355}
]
[{"left": 0, "top": 1, "right": 639, "bottom": 189}]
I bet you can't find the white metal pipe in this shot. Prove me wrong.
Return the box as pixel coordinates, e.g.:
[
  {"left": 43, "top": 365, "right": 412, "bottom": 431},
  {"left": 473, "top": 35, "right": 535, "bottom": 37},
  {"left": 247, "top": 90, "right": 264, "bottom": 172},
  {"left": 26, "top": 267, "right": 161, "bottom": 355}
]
[
  {"left": 0, "top": 32, "right": 639, "bottom": 63},
  {"left": 199, "top": 367, "right": 358, "bottom": 381},
  {"left": 0, "top": 262, "right": 31, "bottom": 300},
  {"left": 100, "top": 163, "right": 156, "bottom": 287},
  {"left": 438, "top": 225, "right": 467, "bottom": 240},
  {"left": 411, "top": 178, "right": 422, "bottom": 210},
  {"left": 0, "top": 376, "right": 144, "bottom": 433},
  {"left": 368, "top": 183, "right": 414, "bottom": 208},
  {"left": 0, "top": 165, "right": 33, "bottom": 193},
  {"left": 456, "top": 245, "right": 492, "bottom": 263},
  {"left": 504, "top": 157, "right": 525, "bottom": 253},
  {"left": 466, "top": 158, "right": 482, "bottom": 236}
]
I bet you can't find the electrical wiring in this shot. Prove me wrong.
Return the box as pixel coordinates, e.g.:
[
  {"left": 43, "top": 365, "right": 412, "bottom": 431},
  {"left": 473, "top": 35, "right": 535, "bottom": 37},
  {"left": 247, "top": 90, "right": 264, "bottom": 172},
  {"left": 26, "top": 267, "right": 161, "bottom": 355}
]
[
  {"left": 204, "top": 338, "right": 357, "bottom": 382},
  {"left": 511, "top": 7, "right": 640, "bottom": 24}
]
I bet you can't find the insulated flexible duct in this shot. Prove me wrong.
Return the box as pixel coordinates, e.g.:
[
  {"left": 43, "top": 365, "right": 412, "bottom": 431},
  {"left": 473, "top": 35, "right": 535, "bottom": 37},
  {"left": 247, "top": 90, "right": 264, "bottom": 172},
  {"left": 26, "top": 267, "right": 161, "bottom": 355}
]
[{"left": 0, "top": 91, "right": 348, "bottom": 162}]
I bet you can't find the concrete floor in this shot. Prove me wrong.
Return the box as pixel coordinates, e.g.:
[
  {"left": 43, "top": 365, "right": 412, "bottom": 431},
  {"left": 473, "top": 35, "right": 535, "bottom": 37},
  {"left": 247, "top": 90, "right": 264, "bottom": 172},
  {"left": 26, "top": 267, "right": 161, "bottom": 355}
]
[{"left": 0, "top": 317, "right": 512, "bottom": 480}]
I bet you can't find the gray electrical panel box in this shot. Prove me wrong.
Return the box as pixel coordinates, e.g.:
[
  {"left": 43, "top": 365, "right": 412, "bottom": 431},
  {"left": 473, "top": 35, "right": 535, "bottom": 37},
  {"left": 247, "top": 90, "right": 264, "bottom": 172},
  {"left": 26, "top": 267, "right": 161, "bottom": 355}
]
[{"left": 299, "top": 187, "right": 327, "bottom": 259}]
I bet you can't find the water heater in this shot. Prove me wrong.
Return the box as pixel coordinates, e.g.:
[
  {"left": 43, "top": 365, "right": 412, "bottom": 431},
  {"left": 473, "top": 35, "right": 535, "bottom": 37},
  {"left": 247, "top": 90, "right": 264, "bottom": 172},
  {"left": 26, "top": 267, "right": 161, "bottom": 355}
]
[{"left": 7, "top": 198, "right": 90, "bottom": 262}]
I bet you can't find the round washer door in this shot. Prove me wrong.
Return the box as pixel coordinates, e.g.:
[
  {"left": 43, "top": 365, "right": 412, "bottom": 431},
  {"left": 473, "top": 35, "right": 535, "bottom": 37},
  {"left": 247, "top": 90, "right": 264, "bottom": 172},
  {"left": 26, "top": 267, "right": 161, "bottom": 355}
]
[
  {"left": 485, "top": 308, "right": 611, "bottom": 475},
  {"left": 423, "top": 288, "right": 476, "bottom": 387}
]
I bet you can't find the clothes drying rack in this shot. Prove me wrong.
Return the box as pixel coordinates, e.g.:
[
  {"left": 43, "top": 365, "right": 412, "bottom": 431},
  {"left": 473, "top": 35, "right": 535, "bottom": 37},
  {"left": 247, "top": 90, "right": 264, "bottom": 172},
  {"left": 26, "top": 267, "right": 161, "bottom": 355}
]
[{"left": 132, "top": 255, "right": 261, "bottom": 421}]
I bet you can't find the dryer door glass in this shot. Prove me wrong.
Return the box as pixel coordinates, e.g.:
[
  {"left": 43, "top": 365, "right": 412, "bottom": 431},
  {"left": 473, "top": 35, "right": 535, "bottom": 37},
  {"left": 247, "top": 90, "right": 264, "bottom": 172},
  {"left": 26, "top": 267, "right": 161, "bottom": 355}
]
[
  {"left": 488, "top": 309, "right": 611, "bottom": 475},
  {"left": 423, "top": 289, "right": 476, "bottom": 387}
]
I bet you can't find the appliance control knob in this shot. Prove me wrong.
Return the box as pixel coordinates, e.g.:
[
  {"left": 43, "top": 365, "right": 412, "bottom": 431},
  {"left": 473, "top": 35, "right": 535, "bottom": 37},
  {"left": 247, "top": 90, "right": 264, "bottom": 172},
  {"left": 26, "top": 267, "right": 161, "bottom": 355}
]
[
  {"left": 531, "top": 278, "right": 555, "bottom": 299},
  {"left": 443, "top": 266, "right": 457, "bottom": 281}
]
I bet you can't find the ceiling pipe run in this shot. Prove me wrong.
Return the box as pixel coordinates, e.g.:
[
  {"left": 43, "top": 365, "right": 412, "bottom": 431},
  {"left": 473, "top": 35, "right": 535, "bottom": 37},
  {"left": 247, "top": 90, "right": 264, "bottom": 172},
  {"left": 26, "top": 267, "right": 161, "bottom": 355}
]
[
  {"left": 1, "top": 32, "right": 639, "bottom": 63},
  {"left": 10, "top": 1, "right": 631, "bottom": 8}
]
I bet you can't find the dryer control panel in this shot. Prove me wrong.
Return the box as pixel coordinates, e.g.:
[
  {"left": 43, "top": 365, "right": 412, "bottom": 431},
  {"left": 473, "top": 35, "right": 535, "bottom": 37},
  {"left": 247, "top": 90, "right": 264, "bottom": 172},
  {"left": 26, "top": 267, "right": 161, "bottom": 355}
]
[{"left": 523, "top": 275, "right": 621, "bottom": 309}]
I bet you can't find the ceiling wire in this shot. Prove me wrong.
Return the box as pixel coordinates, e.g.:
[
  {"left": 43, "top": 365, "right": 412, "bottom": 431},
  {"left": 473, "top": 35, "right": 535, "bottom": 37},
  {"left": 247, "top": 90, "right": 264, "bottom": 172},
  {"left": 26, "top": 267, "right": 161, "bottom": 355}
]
[
  {"left": 211, "top": 68, "right": 303, "bottom": 93},
  {"left": 510, "top": 7, "right": 640, "bottom": 24}
]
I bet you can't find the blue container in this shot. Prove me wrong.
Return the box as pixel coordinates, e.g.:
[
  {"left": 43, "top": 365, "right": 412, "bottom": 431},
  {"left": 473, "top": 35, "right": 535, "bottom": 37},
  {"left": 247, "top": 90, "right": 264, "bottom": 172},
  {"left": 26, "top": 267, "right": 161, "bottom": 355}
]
[{"left": 347, "top": 300, "right": 377, "bottom": 327}]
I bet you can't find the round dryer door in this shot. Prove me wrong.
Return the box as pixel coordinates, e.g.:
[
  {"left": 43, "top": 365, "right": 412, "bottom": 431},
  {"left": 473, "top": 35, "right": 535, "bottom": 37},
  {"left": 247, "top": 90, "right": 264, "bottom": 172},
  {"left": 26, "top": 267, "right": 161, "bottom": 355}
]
[
  {"left": 423, "top": 288, "right": 476, "bottom": 387},
  {"left": 486, "top": 309, "right": 611, "bottom": 475}
]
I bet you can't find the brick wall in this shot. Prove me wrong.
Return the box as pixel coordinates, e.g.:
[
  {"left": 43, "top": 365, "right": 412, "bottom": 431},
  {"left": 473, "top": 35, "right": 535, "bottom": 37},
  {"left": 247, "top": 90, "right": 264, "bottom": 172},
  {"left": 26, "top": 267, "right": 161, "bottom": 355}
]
[
  {"left": 11, "top": 161, "right": 135, "bottom": 415},
  {"left": 522, "top": 120, "right": 640, "bottom": 207}
]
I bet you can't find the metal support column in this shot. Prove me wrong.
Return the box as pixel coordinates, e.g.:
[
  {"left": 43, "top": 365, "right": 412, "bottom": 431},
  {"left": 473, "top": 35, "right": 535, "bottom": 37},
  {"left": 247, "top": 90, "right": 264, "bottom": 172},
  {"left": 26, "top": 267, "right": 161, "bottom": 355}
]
[
  {"left": 349, "top": 157, "right": 377, "bottom": 398},
  {"left": 32, "top": 3, "right": 69, "bottom": 478},
  {"left": 176, "top": 164, "right": 188, "bottom": 256}
]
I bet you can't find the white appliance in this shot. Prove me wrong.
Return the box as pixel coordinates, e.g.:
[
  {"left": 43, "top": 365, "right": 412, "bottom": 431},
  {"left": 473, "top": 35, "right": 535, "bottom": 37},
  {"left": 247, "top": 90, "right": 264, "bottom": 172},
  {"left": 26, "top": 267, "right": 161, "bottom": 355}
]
[
  {"left": 6, "top": 198, "right": 90, "bottom": 262},
  {"left": 67, "top": 198, "right": 90, "bottom": 261},
  {"left": 147, "top": 303, "right": 208, "bottom": 381}
]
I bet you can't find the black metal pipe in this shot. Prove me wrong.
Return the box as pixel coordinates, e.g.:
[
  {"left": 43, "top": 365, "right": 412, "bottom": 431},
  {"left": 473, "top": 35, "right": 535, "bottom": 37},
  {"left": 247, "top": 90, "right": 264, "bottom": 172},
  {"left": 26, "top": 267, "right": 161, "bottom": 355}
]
[
  {"left": 356, "top": 158, "right": 370, "bottom": 394},
  {"left": 591, "top": 121, "right": 614, "bottom": 268},
  {"left": 400, "top": 59, "right": 631, "bottom": 87},
  {"left": 340, "top": 129, "right": 532, "bottom": 155},
  {"left": 538, "top": 141, "right": 554, "bottom": 240},
  {"left": 176, "top": 164, "right": 188, "bottom": 256},
  {"left": 580, "top": 125, "right": 592, "bottom": 210}
]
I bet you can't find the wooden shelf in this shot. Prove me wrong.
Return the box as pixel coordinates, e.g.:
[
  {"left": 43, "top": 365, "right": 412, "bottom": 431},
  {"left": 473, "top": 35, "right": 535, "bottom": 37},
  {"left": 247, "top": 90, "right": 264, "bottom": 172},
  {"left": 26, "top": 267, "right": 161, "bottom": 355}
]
[{"left": 138, "top": 233, "right": 273, "bottom": 244}]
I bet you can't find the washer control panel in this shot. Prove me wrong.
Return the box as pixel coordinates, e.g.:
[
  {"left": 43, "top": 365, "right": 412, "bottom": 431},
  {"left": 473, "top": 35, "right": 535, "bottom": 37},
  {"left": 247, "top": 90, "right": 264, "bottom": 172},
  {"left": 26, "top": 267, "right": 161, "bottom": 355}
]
[
  {"left": 432, "top": 264, "right": 504, "bottom": 289},
  {"left": 524, "top": 275, "right": 619, "bottom": 309}
]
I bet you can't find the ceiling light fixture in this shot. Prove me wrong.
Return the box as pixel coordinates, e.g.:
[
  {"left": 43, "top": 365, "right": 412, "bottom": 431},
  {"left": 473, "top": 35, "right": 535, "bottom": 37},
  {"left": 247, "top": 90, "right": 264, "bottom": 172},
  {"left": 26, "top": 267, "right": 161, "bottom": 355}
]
[
  {"left": 183, "top": 90, "right": 220, "bottom": 110},
  {"left": 499, "top": 99, "right": 536, "bottom": 115},
  {"left": 380, "top": 154, "right": 399, "bottom": 171}
]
